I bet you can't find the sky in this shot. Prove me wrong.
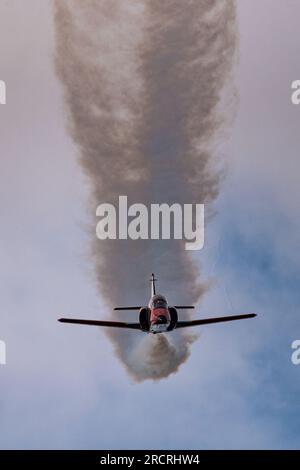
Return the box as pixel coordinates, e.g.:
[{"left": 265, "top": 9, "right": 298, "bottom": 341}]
[{"left": 0, "top": 0, "right": 300, "bottom": 449}]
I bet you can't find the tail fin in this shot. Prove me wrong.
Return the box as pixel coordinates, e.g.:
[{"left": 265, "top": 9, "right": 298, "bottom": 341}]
[{"left": 150, "top": 273, "right": 157, "bottom": 296}]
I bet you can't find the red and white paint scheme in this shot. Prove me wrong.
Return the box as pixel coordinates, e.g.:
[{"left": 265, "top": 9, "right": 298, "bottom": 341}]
[{"left": 148, "top": 276, "right": 171, "bottom": 333}]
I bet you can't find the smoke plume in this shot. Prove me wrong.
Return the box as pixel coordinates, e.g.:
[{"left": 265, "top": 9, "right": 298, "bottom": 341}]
[{"left": 53, "top": 0, "right": 237, "bottom": 381}]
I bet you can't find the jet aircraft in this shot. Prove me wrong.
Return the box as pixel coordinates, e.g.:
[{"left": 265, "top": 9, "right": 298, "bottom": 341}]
[{"left": 59, "top": 274, "right": 256, "bottom": 334}]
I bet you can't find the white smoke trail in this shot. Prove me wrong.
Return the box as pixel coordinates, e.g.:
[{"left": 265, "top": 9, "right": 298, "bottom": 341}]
[{"left": 53, "top": 0, "right": 237, "bottom": 381}]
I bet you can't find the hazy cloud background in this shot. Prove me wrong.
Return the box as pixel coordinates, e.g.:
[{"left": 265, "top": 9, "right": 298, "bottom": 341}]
[{"left": 0, "top": 0, "right": 299, "bottom": 449}]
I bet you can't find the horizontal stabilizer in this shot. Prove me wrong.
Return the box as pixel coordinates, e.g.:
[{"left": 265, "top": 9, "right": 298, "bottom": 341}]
[
  {"left": 176, "top": 313, "right": 256, "bottom": 329},
  {"left": 58, "top": 318, "right": 141, "bottom": 330},
  {"left": 114, "top": 307, "right": 142, "bottom": 311},
  {"left": 173, "top": 306, "right": 195, "bottom": 309}
]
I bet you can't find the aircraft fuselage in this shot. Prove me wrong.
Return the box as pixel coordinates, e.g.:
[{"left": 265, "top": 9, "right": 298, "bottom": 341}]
[{"left": 149, "top": 302, "right": 171, "bottom": 334}]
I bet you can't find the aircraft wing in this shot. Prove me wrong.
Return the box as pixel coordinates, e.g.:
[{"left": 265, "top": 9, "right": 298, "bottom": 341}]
[
  {"left": 176, "top": 313, "right": 256, "bottom": 329},
  {"left": 58, "top": 318, "right": 141, "bottom": 330}
]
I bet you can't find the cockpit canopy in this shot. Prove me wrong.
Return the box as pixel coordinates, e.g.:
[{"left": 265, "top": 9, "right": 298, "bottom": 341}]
[
  {"left": 155, "top": 315, "right": 168, "bottom": 324},
  {"left": 150, "top": 294, "right": 168, "bottom": 310}
]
